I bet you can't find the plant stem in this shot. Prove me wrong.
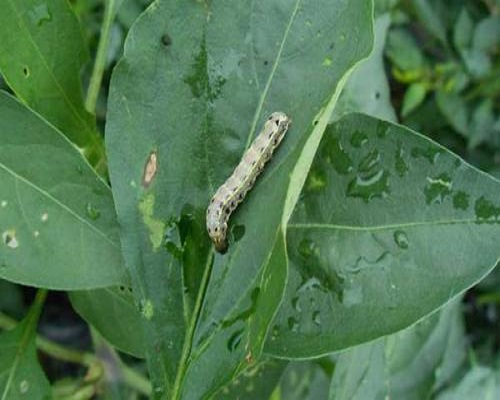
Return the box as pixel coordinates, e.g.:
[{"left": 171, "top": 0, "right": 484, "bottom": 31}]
[
  {"left": 171, "top": 249, "right": 215, "bottom": 400},
  {"left": 85, "top": 0, "right": 117, "bottom": 113},
  {"left": 0, "top": 310, "right": 152, "bottom": 396}
]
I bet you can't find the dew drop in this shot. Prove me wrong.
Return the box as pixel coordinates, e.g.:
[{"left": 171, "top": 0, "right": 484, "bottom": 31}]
[
  {"left": 41, "top": 213, "right": 49, "bottom": 222},
  {"left": 297, "top": 238, "right": 318, "bottom": 258},
  {"left": 324, "top": 136, "right": 353, "bottom": 175},
  {"left": 270, "top": 325, "right": 280, "bottom": 341},
  {"left": 312, "top": 311, "right": 321, "bottom": 326},
  {"left": 376, "top": 122, "right": 388, "bottom": 138},
  {"left": 1, "top": 200, "right": 7, "bottom": 208},
  {"left": 424, "top": 174, "right": 452, "bottom": 205},
  {"left": 140, "top": 299, "right": 154, "bottom": 320},
  {"left": 232, "top": 224, "right": 245, "bottom": 242},
  {"left": 358, "top": 149, "right": 381, "bottom": 173},
  {"left": 393, "top": 231, "right": 409, "bottom": 249},
  {"left": 322, "top": 56, "right": 332, "bottom": 67},
  {"left": 19, "top": 379, "right": 29, "bottom": 394},
  {"left": 227, "top": 328, "right": 244, "bottom": 352},
  {"left": 453, "top": 191, "right": 470, "bottom": 210},
  {"left": 287, "top": 317, "right": 299, "bottom": 333},
  {"left": 346, "top": 170, "right": 390, "bottom": 202},
  {"left": 85, "top": 202, "right": 101, "bottom": 220},
  {"left": 411, "top": 146, "right": 443, "bottom": 164},
  {"left": 395, "top": 145, "right": 409, "bottom": 177},
  {"left": 474, "top": 197, "right": 500, "bottom": 220},
  {"left": 342, "top": 283, "right": 363, "bottom": 307},
  {"left": 305, "top": 167, "right": 327, "bottom": 191},
  {"left": 350, "top": 131, "right": 368, "bottom": 148},
  {"left": 291, "top": 296, "right": 302, "bottom": 313}
]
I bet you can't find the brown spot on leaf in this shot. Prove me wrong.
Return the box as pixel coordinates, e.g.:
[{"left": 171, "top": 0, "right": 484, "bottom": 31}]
[{"left": 142, "top": 151, "right": 158, "bottom": 188}]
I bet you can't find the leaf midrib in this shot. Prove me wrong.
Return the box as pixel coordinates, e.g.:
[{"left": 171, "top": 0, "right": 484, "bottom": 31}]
[
  {"left": 287, "top": 218, "right": 499, "bottom": 232},
  {"left": 244, "top": 0, "right": 303, "bottom": 150}
]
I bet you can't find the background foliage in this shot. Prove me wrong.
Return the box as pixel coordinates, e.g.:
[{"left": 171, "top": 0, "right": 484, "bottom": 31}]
[{"left": 0, "top": 0, "right": 498, "bottom": 399}]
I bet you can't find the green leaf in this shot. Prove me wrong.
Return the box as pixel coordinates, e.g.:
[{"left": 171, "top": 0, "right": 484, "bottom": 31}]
[
  {"left": 0, "top": 290, "right": 50, "bottom": 400},
  {"left": 469, "top": 99, "right": 496, "bottom": 150},
  {"left": 69, "top": 288, "right": 146, "bottom": 358},
  {"left": 401, "top": 82, "right": 427, "bottom": 117},
  {"left": 386, "top": 28, "right": 424, "bottom": 72},
  {"left": 105, "top": 1, "right": 374, "bottom": 398},
  {"left": 266, "top": 113, "right": 500, "bottom": 358},
  {"left": 0, "top": 92, "right": 125, "bottom": 289},
  {"left": 473, "top": 16, "right": 500, "bottom": 52},
  {"left": 436, "top": 365, "right": 500, "bottom": 400},
  {"left": 412, "top": 0, "right": 448, "bottom": 46},
  {"left": 329, "top": 299, "right": 466, "bottom": 400},
  {"left": 436, "top": 90, "right": 469, "bottom": 136},
  {"left": 279, "top": 360, "right": 332, "bottom": 400},
  {"left": 0, "top": 0, "right": 104, "bottom": 163},
  {"left": 453, "top": 8, "right": 474, "bottom": 51}
]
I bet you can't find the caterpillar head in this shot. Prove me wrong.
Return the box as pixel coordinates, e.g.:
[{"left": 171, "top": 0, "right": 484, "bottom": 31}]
[
  {"left": 267, "top": 112, "right": 291, "bottom": 135},
  {"left": 207, "top": 217, "right": 228, "bottom": 253}
]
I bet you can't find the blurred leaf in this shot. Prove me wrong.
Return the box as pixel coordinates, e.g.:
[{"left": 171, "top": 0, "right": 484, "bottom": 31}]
[
  {"left": 0, "top": 92, "right": 125, "bottom": 289},
  {"left": 70, "top": 287, "right": 145, "bottom": 358},
  {"left": 453, "top": 8, "right": 474, "bottom": 51},
  {"left": 0, "top": 291, "right": 50, "bottom": 400},
  {"left": 333, "top": 14, "right": 397, "bottom": 122},
  {"left": 0, "top": 0, "right": 104, "bottom": 165},
  {"left": 402, "top": 82, "right": 427, "bottom": 117},
  {"left": 106, "top": 1, "right": 374, "bottom": 398},
  {"left": 436, "top": 365, "right": 500, "bottom": 399},
  {"left": 412, "top": 0, "right": 447, "bottom": 46},
  {"left": 436, "top": 90, "right": 469, "bottom": 136},
  {"left": 386, "top": 28, "right": 424, "bottom": 72},
  {"left": 473, "top": 16, "right": 500, "bottom": 52},
  {"left": 266, "top": 113, "right": 500, "bottom": 357},
  {"left": 329, "top": 299, "right": 465, "bottom": 400},
  {"left": 279, "top": 361, "right": 332, "bottom": 400},
  {"left": 469, "top": 99, "right": 496, "bottom": 150}
]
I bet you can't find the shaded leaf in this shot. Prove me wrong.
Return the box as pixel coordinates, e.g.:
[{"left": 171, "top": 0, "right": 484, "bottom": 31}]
[{"left": 0, "top": 92, "right": 125, "bottom": 289}]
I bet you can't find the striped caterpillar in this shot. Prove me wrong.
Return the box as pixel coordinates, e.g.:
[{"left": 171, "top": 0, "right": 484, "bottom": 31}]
[{"left": 206, "top": 112, "right": 292, "bottom": 253}]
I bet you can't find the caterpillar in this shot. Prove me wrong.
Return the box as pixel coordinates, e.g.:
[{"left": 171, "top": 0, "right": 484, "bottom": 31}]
[{"left": 206, "top": 112, "right": 291, "bottom": 253}]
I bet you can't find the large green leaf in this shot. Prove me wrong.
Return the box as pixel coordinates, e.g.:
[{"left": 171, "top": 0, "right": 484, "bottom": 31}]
[
  {"left": 266, "top": 113, "right": 500, "bottom": 357},
  {"left": 0, "top": 92, "right": 125, "bottom": 289},
  {"left": 106, "top": 0, "right": 373, "bottom": 398},
  {"left": 0, "top": 0, "right": 104, "bottom": 164},
  {"left": 0, "top": 291, "right": 50, "bottom": 400}
]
